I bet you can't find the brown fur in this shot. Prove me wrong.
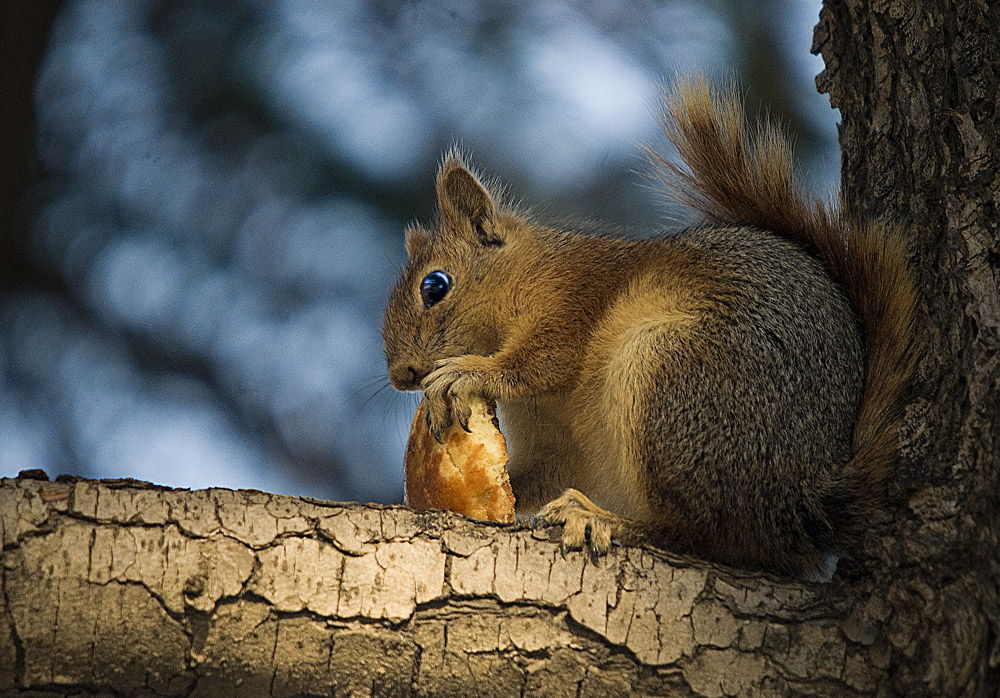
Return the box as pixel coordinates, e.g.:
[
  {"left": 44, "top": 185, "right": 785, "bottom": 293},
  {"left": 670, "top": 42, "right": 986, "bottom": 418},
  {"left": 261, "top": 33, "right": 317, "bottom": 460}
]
[
  {"left": 648, "top": 79, "right": 918, "bottom": 544},
  {"left": 382, "top": 79, "right": 917, "bottom": 577}
]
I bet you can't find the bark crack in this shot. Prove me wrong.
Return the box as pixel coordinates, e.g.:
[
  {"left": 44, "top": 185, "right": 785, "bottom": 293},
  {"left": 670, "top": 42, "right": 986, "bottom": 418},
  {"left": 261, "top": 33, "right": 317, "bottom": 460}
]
[
  {"left": 313, "top": 521, "right": 367, "bottom": 558},
  {"left": 50, "top": 578, "right": 61, "bottom": 684},
  {"left": 442, "top": 548, "right": 455, "bottom": 596},
  {"left": 1, "top": 565, "right": 26, "bottom": 686},
  {"left": 269, "top": 621, "right": 279, "bottom": 698}
]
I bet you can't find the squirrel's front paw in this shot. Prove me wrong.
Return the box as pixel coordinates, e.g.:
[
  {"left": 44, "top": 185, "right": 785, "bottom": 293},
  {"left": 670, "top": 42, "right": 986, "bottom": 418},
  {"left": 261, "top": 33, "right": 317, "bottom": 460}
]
[
  {"left": 421, "top": 355, "right": 492, "bottom": 442},
  {"left": 531, "top": 489, "right": 624, "bottom": 563}
]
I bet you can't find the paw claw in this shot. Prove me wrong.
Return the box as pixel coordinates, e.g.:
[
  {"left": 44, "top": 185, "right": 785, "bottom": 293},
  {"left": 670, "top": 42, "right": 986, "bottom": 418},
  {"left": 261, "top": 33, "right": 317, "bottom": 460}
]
[
  {"left": 420, "top": 356, "right": 487, "bottom": 440},
  {"left": 456, "top": 405, "right": 472, "bottom": 433},
  {"left": 534, "top": 489, "right": 625, "bottom": 563},
  {"left": 425, "top": 407, "right": 448, "bottom": 443}
]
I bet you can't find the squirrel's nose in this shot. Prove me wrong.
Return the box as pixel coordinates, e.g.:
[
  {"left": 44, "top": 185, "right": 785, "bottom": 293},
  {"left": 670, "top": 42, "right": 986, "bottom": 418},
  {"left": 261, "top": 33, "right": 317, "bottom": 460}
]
[{"left": 388, "top": 363, "right": 428, "bottom": 391}]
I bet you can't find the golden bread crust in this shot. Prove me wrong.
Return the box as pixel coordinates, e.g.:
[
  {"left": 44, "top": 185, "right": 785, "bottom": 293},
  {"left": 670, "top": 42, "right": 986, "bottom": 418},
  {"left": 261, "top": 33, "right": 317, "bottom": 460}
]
[{"left": 404, "top": 398, "right": 515, "bottom": 523}]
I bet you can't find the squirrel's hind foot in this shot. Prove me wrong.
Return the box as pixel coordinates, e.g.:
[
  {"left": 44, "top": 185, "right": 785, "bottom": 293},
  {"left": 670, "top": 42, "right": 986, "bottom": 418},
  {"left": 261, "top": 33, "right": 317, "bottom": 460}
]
[{"left": 531, "top": 488, "right": 635, "bottom": 563}]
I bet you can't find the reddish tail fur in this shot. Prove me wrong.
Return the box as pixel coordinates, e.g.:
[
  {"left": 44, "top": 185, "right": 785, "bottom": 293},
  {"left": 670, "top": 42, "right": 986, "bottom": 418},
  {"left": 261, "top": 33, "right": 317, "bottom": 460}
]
[{"left": 647, "top": 78, "right": 918, "bottom": 516}]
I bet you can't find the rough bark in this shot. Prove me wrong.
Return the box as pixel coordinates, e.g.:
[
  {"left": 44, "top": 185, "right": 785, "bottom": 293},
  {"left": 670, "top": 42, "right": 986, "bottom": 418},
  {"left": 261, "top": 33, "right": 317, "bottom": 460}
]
[
  {"left": 814, "top": 0, "right": 1000, "bottom": 696},
  {"left": 2, "top": 474, "right": 893, "bottom": 697}
]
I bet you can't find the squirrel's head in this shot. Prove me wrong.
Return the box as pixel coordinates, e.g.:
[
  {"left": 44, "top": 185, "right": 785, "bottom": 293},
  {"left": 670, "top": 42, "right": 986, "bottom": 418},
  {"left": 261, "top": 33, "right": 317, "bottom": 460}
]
[{"left": 383, "top": 151, "right": 526, "bottom": 391}]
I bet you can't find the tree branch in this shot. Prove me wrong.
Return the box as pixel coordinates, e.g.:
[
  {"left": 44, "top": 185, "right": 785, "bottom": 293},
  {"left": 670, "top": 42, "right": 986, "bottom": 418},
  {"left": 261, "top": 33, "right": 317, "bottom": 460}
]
[{"left": 1, "top": 474, "right": 890, "bottom": 697}]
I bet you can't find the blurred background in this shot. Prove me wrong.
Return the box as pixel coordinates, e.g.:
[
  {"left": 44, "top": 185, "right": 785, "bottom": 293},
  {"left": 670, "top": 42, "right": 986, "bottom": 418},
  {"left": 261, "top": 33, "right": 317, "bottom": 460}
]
[{"left": 0, "top": 0, "right": 839, "bottom": 503}]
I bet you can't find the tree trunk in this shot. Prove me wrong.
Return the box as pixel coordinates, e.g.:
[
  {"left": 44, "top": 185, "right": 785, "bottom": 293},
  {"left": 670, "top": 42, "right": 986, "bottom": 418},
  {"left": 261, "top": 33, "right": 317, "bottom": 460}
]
[
  {"left": 813, "top": 0, "right": 1000, "bottom": 695},
  {"left": 2, "top": 1, "right": 998, "bottom": 697}
]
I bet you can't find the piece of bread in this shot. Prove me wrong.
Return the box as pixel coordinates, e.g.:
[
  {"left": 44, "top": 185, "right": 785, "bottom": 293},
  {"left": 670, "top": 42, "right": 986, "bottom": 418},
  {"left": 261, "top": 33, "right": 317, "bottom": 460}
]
[{"left": 404, "top": 398, "right": 515, "bottom": 523}]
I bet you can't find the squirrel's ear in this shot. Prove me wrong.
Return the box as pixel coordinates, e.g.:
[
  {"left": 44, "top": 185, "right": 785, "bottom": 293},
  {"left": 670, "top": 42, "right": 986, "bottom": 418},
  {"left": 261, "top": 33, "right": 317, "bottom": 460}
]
[
  {"left": 404, "top": 224, "right": 430, "bottom": 258},
  {"left": 436, "top": 158, "right": 502, "bottom": 247}
]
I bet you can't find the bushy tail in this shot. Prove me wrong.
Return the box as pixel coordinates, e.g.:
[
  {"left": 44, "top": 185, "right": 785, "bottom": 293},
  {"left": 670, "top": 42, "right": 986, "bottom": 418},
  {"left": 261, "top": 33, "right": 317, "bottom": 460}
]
[{"left": 648, "top": 77, "right": 918, "bottom": 513}]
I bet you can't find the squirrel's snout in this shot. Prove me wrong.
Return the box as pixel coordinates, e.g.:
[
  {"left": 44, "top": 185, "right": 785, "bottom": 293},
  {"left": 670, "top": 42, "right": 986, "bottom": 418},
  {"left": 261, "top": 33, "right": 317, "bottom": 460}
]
[{"left": 388, "top": 362, "right": 429, "bottom": 391}]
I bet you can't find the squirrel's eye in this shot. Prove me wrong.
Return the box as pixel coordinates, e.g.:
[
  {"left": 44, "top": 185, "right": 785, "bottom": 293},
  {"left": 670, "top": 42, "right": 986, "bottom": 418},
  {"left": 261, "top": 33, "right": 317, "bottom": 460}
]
[{"left": 420, "top": 270, "right": 452, "bottom": 308}]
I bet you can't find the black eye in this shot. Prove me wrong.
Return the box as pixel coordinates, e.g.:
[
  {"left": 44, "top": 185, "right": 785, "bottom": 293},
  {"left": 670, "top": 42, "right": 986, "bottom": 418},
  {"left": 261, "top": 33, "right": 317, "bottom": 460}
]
[{"left": 420, "top": 270, "right": 452, "bottom": 307}]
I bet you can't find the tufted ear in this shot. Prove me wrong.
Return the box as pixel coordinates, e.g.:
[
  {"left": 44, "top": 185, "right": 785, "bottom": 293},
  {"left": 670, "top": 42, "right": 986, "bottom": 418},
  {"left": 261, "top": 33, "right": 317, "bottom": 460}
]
[
  {"left": 404, "top": 224, "right": 430, "bottom": 258},
  {"left": 435, "top": 155, "right": 503, "bottom": 247}
]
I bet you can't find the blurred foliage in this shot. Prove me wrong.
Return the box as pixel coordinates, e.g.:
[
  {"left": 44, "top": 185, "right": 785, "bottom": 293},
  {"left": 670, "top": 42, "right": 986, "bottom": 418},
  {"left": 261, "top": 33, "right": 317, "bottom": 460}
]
[{"left": 0, "top": 0, "right": 838, "bottom": 502}]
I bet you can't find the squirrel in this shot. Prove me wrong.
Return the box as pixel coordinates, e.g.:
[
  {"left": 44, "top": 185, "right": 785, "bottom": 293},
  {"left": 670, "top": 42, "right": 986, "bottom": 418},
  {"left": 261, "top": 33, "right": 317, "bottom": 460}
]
[{"left": 382, "top": 77, "right": 917, "bottom": 577}]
